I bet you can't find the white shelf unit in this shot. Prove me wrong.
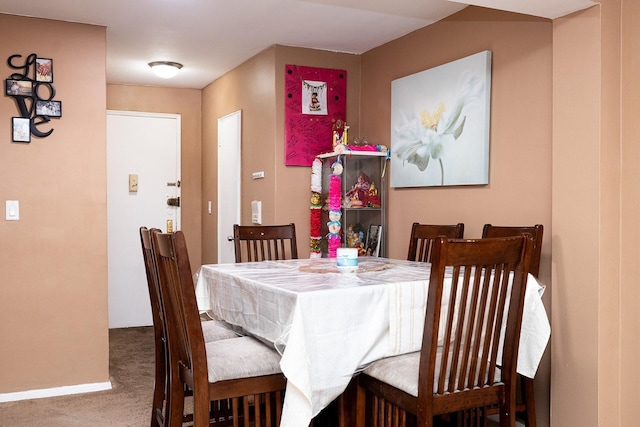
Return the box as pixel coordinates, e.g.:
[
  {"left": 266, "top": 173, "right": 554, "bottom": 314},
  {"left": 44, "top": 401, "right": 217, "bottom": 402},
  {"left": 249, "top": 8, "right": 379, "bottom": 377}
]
[{"left": 317, "top": 151, "right": 388, "bottom": 257}]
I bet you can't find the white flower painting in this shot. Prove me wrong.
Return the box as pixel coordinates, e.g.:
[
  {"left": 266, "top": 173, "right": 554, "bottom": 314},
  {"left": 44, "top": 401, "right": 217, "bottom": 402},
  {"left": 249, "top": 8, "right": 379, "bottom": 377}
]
[{"left": 390, "top": 51, "right": 492, "bottom": 187}]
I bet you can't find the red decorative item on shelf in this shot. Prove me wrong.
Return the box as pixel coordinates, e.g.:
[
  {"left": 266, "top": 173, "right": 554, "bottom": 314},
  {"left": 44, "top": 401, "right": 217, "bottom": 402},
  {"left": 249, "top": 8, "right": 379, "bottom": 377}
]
[{"left": 309, "top": 158, "right": 323, "bottom": 258}]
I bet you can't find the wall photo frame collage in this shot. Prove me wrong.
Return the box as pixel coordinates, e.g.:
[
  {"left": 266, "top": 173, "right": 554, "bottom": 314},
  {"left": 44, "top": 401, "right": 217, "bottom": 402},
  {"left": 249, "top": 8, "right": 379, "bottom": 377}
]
[{"left": 5, "top": 54, "right": 62, "bottom": 143}]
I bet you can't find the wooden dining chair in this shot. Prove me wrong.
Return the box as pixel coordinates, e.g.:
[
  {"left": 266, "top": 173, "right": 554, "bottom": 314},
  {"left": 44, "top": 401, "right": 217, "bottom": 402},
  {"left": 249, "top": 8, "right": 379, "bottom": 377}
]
[
  {"left": 233, "top": 223, "right": 298, "bottom": 263},
  {"left": 357, "top": 235, "right": 534, "bottom": 427},
  {"left": 407, "top": 222, "right": 465, "bottom": 263},
  {"left": 152, "top": 229, "right": 287, "bottom": 427},
  {"left": 482, "top": 224, "right": 544, "bottom": 427},
  {"left": 482, "top": 224, "right": 543, "bottom": 277},
  {"left": 140, "top": 227, "right": 240, "bottom": 427}
]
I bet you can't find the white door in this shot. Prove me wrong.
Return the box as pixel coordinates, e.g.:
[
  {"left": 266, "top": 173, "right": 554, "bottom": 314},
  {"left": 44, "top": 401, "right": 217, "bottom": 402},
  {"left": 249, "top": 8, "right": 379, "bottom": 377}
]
[
  {"left": 217, "top": 110, "right": 241, "bottom": 263},
  {"left": 107, "top": 111, "right": 181, "bottom": 328}
]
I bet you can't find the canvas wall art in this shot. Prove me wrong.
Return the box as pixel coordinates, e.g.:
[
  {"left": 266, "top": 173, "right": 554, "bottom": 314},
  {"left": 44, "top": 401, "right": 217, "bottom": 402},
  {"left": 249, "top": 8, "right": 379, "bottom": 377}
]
[{"left": 390, "top": 51, "right": 492, "bottom": 188}]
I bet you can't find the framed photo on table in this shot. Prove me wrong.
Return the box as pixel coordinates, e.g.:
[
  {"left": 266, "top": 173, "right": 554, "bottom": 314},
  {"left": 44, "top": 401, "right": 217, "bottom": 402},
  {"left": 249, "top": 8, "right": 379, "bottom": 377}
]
[{"left": 365, "top": 225, "right": 382, "bottom": 257}]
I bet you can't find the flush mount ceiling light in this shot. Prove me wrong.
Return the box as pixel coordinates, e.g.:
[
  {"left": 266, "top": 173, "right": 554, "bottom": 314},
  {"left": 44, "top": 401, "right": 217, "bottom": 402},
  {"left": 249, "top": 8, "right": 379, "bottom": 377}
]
[{"left": 148, "top": 61, "right": 183, "bottom": 79}]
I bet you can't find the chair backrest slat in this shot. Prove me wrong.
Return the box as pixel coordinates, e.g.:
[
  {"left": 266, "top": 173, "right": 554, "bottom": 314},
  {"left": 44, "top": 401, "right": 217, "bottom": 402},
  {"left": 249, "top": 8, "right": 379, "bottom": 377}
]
[
  {"left": 233, "top": 223, "right": 298, "bottom": 262},
  {"left": 482, "top": 224, "right": 544, "bottom": 277},
  {"left": 407, "top": 223, "right": 465, "bottom": 263}
]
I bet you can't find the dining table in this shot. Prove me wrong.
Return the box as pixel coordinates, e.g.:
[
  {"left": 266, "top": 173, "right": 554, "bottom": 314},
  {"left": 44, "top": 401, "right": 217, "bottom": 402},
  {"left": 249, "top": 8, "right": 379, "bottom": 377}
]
[{"left": 194, "top": 257, "right": 550, "bottom": 427}]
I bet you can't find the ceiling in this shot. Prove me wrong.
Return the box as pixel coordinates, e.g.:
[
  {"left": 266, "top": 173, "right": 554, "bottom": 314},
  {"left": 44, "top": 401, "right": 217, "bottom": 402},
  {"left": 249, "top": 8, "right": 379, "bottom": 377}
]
[{"left": 0, "top": 0, "right": 595, "bottom": 89}]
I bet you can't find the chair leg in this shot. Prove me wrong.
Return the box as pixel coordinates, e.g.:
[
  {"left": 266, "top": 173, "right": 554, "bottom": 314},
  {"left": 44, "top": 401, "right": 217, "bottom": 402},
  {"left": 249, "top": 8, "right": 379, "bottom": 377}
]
[
  {"left": 522, "top": 377, "right": 537, "bottom": 427},
  {"left": 355, "top": 382, "right": 366, "bottom": 427},
  {"left": 151, "top": 382, "right": 164, "bottom": 427},
  {"left": 500, "top": 380, "right": 517, "bottom": 427},
  {"left": 192, "top": 389, "right": 212, "bottom": 427},
  {"left": 151, "top": 346, "right": 167, "bottom": 427},
  {"left": 166, "top": 379, "right": 186, "bottom": 427},
  {"left": 150, "top": 385, "right": 162, "bottom": 427}
]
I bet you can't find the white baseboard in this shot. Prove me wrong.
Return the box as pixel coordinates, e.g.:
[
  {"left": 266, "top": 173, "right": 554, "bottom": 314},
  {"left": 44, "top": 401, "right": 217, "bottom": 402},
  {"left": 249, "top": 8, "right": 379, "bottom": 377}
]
[{"left": 0, "top": 381, "right": 112, "bottom": 403}]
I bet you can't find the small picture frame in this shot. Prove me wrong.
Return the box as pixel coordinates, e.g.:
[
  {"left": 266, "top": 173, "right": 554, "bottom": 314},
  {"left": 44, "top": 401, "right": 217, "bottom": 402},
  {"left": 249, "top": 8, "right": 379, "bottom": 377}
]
[
  {"left": 365, "top": 224, "right": 382, "bottom": 257},
  {"left": 12, "top": 117, "right": 31, "bottom": 143},
  {"left": 302, "top": 80, "right": 328, "bottom": 115},
  {"left": 5, "top": 79, "right": 33, "bottom": 97},
  {"left": 35, "top": 100, "right": 62, "bottom": 117},
  {"left": 36, "top": 58, "right": 53, "bottom": 82}
]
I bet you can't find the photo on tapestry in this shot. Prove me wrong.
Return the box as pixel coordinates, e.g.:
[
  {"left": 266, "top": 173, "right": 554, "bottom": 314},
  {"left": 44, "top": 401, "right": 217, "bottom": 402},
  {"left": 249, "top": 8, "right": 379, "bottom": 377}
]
[
  {"left": 390, "top": 51, "right": 492, "bottom": 188},
  {"left": 302, "top": 80, "right": 327, "bottom": 115}
]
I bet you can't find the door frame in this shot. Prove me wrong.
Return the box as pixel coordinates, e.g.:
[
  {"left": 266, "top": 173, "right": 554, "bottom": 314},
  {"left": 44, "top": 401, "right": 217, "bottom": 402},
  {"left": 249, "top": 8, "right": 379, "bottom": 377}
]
[
  {"left": 217, "top": 110, "right": 241, "bottom": 263},
  {"left": 106, "top": 110, "right": 181, "bottom": 328}
]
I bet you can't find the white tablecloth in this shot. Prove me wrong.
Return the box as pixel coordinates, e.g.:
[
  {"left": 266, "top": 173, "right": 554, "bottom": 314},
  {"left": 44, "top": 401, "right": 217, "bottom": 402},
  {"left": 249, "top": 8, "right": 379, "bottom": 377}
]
[{"left": 194, "top": 258, "right": 550, "bottom": 427}]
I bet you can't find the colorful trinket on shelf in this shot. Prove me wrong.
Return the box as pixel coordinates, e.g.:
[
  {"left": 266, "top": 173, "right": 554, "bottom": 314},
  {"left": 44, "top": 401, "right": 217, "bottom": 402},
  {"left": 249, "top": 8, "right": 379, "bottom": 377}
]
[
  {"left": 326, "top": 157, "right": 343, "bottom": 258},
  {"left": 332, "top": 119, "right": 348, "bottom": 149}
]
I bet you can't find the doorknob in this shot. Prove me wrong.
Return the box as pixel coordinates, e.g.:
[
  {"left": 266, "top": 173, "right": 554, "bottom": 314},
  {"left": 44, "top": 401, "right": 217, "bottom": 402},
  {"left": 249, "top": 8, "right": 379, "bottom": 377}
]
[
  {"left": 167, "top": 197, "right": 180, "bottom": 207},
  {"left": 227, "top": 236, "right": 234, "bottom": 241}
]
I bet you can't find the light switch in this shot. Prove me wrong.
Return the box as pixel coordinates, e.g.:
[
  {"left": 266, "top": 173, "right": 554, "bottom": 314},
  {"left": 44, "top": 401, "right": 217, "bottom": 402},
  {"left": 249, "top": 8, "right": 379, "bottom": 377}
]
[
  {"left": 251, "top": 200, "right": 262, "bottom": 224},
  {"left": 128, "top": 174, "right": 139, "bottom": 192},
  {"left": 6, "top": 200, "right": 19, "bottom": 221}
]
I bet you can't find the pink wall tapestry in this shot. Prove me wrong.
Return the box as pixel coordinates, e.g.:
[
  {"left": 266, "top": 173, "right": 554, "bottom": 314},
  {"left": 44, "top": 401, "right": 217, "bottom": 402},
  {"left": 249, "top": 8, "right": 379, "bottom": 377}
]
[{"left": 284, "top": 64, "right": 346, "bottom": 166}]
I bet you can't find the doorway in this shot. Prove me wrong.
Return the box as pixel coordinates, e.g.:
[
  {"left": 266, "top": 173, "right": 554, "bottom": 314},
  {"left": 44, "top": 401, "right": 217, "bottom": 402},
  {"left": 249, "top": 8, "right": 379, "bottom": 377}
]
[
  {"left": 217, "top": 110, "right": 241, "bottom": 264},
  {"left": 106, "top": 110, "right": 181, "bottom": 328}
]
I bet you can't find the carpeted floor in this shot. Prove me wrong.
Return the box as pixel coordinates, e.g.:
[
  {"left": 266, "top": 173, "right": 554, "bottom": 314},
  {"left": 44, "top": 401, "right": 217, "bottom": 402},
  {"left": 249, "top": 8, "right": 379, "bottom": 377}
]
[
  {"left": 0, "top": 327, "right": 156, "bottom": 427},
  {"left": 0, "top": 327, "right": 511, "bottom": 427},
  {"left": 0, "top": 327, "right": 338, "bottom": 427}
]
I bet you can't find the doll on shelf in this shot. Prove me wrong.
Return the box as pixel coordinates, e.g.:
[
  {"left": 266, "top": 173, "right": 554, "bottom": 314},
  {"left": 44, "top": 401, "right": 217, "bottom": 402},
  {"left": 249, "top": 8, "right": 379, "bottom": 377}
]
[
  {"left": 347, "top": 224, "right": 366, "bottom": 255},
  {"left": 366, "top": 183, "right": 382, "bottom": 208},
  {"left": 332, "top": 119, "right": 349, "bottom": 149},
  {"left": 344, "top": 172, "right": 382, "bottom": 208}
]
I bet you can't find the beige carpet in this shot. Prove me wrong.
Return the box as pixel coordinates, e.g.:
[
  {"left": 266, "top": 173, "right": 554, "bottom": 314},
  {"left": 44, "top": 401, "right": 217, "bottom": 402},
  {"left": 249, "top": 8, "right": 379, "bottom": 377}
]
[
  {"left": 0, "top": 327, "right": 516, "bottom": 426},
  {"left": 0, "top": 327, "right": 156, "bottom": 427}
]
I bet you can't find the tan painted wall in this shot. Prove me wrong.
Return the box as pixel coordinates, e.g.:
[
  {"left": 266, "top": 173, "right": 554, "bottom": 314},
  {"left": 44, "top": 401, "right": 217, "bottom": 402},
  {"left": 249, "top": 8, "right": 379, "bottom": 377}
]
[
  {"left": 551, "top": 4, "right": 618, "bottom": 426},
  {"left": 0, "top": 15, "right": 109, "bottom": 392},
  {"left": 201, "top": 47, "right": 277, "bottom": 263},
  {"left": 106, "top": 85, "right": 203, "bottom": 270},
  {"left": 620, "top": 1, "right": 640, "bottom": 425},
  {"left": 4, "top": 4, "right": 640, "bottom": 426},
  {"left": 360, "top": 7, "right": 553, "bottom": 425},
  {"left": 554, "top": 1, "right": 640, "bottom": 425},
  {"left": 201, "top": 46, "right": 361, "bottom": 263}
]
